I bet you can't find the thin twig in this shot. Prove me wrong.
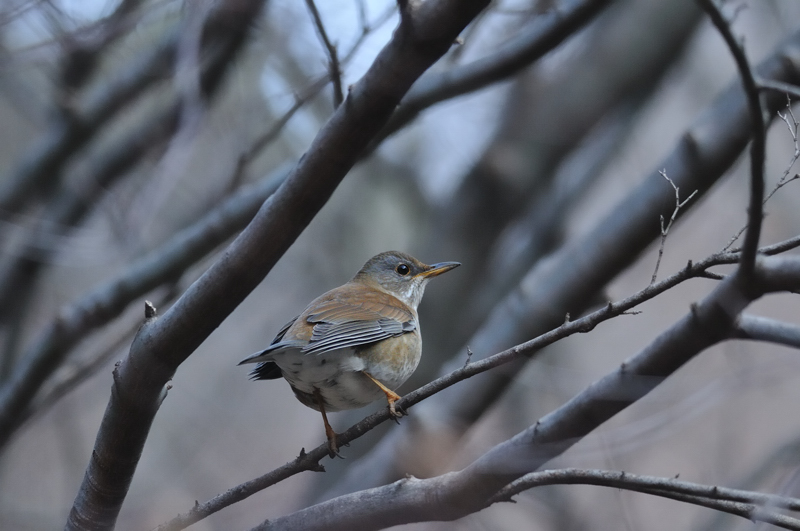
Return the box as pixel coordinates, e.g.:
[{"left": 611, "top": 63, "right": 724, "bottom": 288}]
[
  {"left": 766, "top": 97, "right": 800, "bottom": 201},
  {"left": 651, "top": 169, "right": 697, "bottom": 284},
  {"left": 723, "top": 96, "right": 799, "bottom": 252},
  {"left": 305, "top": 0, "right": 344, "bottom": 107}
]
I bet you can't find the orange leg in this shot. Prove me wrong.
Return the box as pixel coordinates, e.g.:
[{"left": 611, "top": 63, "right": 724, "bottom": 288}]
[
  {"left": 363, "top": 372, "right": 404, "bottom": 418},
  {"left": 314, "top": 389, "right": 341, "bottom": 458}
]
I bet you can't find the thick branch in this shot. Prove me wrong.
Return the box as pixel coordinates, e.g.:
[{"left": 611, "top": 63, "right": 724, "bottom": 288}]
[{"left": 377, "top": 0, "right": 614, "bottom": 142}]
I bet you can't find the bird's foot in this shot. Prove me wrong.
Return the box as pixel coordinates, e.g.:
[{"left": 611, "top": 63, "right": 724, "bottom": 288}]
[
  {"left": 388, "top": 397, "right": 406, "bottom": 423},
  {"left": 326, "top": 436, "right": 346, "bottom": 459}
]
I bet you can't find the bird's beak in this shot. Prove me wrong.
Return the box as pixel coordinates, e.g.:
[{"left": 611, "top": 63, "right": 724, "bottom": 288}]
[{"left": 419, "top": 261, "right": 461, "bottom": 278}]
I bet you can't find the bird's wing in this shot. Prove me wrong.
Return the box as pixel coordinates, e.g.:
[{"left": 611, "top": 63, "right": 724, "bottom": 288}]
[{"left": 301, "top": 294, "right": 416, "bottom": 355}]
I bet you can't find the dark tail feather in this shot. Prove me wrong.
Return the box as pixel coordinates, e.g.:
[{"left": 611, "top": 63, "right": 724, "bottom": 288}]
[{"left": 249, "top": 361, "right": 283, "bottom": 380}]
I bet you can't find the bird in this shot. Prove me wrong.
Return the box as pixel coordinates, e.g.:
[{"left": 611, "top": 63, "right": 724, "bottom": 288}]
[{"left": 238, "top": 251, "right": 460, "bottom": 457}]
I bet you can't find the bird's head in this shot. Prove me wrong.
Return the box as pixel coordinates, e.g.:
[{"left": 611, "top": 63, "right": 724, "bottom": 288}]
[{"left": 352, "top": 251, "right": 460, "bottom": 310}]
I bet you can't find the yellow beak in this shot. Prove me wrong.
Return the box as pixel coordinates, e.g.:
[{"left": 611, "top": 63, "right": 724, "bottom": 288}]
[{"left": 418, "top": 261, "right": 461, "bottom": 278}]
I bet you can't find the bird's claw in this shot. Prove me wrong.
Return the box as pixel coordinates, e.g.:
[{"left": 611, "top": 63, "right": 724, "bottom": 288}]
[
  {"left": 327, "top": 438, "right": 346, "bottom": 459},
  {"left": 388, "top": 401, "right": 406, "bottom": 423}
]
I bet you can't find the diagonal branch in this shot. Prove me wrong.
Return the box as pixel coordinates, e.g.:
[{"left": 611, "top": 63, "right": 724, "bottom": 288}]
[
  {"left": 304, "top": 0, "right": 344, "bottom": 107},
  {"left": 650, "top": 169, "right": 698, "bottom": 284},
  {"left": 0, "top": 168, "right": 288, "bottom": 450},
  {"left": 0, "top": 27, "right": 175, "bottom": 218},
  {"left": 376, "top": 0, "right": 614, "bottom": 143}
]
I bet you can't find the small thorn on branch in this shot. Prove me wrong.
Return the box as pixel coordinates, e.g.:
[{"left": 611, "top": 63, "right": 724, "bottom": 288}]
[
  {"left": 463, "top": 346, "right": 473, "bottom": 368},
  {"left": 144, "top": 300, "right": 157, "bottom": 319}
]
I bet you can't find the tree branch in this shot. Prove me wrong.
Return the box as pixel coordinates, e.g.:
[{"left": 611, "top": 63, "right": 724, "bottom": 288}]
[
  {"left": 733, "top": 314, "right": 800, "bottom": 349},
  {"left": 304, "top": 0, "right": 344, "bottom": 107},
  {"left": 758, "top": 78, "right": 800, "bottom": 100},
  {"left": 0, "top": 168, "right": 290, "bottom": 452},
  {"left": 0, "top": 24, "right": 175, "bottom": 217},
  {"left": 698, "top": 0, "right": 765, "bottom": 281},
  {"left": 491, "top": 468, "right": 800, "bottom": 531},
  {"left": 376, "top": 0, "right": 615, "bottom": 143}
]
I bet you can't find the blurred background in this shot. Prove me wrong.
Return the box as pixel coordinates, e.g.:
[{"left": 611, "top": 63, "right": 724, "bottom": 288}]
[{"left": 1, "top": 0, "right": 800, "bottom": 529}]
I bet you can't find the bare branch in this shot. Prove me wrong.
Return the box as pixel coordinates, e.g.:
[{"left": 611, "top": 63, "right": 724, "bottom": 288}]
[
  {"left": 305, "top": 0, "right": 344, "bottom": 107},
  {"left": 377, "top": 0, "right": 614, "bottom": 142},
  {"left": 491, "top": 469, "right": 800, "bottom": 530},
  {"left": 724, "top": 96, "right": 800, "bottom": 252},
  {"left": 767, "top": 100, "right": 800, "bottom": 201},
  {"left": 698, "top": 0, "right": 765, "bottom": 281},
  {"left": 758, "top": 78, "right": 800, "bottom": 100},
  {"left": 0, "top": 167, "right": 288, "bottom": 450},
  {"left": 734, "top": 314, "right": 800, "bottom": 349}
]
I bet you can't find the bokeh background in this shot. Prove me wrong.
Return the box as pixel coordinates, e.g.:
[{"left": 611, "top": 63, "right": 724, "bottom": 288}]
[{"left": 2, "top": 0, "right": 800, "bottom": 529}]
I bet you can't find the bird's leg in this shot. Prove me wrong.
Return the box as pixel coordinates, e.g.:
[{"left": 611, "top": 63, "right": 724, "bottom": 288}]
[
  {"left": 363, "top": 372, "right": 404, "bottom": 419},
  {"left": 314, "top": 389, "right": 343, "bottom": 459}
]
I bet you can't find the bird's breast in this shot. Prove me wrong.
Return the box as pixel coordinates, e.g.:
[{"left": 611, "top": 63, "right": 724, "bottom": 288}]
[
  {"left": 355, "top": 330, "right": 421, "bottom": 387},
  {"left": 268, "top": 331, "right": 422, "bottom": 412}
]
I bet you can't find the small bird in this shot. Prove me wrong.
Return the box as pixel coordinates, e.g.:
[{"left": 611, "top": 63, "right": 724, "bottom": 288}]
[{"left": 239, "top": 251, "right": 459, "bottom": 457}]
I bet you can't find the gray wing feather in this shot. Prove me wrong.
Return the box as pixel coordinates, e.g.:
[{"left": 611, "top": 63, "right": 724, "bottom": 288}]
[{"left": 302, "top": 317, "right": 415, "bottom": 355}]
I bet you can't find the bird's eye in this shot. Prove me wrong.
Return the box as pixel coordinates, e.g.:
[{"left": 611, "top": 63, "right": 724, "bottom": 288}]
[{"left": 396, "top": 263, "right": 410, "bottom": 276}]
